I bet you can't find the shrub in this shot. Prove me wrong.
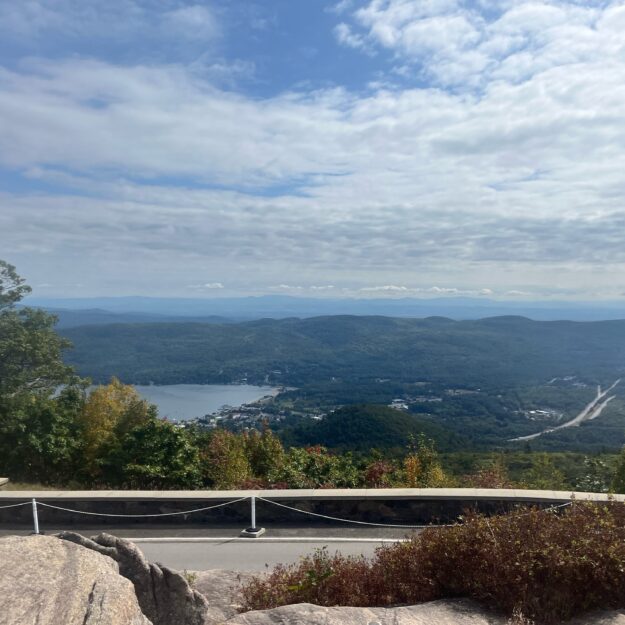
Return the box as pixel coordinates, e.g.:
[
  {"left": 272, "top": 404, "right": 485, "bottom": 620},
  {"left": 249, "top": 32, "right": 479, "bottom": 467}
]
[
  {"left": 267, "top": 446, "right": 359, "bottom": 488},
  {"left": 575, "top": 456, "right": 612, "bottom": 493},
  {"left": 103, "top": 419, "right": 202, "bottom": 489},
  {"left": 400, "top": 433, "right": 450, "bottom": 487},
  {"left": 520, "top": 453, "right": 566, "bottom": 490},
  {"left": 243, "top": 425, "right": 286, "bottom": 479},
  {"left": 241, "top": 501, "right": 625, "bottom": 624},
  {"left": 363, "top": 459, "right": 396, "bottom": 487},
  {"left": 463, "top": 457, "right": 516, "bottom": 489},
  {"left": 200, "top": 429, "right": 252, "bottom": 488}
]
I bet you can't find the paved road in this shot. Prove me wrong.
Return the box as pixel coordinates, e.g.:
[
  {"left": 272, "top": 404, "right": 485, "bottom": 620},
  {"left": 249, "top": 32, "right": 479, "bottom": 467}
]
[
  {"left": 135, "top": 539, "right": 391, "bottom": 572},
  {"left": 0, "top": 526, "right": 402, "bottom": 571}
]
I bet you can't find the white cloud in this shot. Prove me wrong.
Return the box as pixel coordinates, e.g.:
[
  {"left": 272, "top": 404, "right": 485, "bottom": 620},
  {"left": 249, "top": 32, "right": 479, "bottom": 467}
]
[
  {"left": 266, "top": 284, "right": 336, "bottom": 293},
  {"left": 427, "top": 286, "right": 460, "bottom": 294},
  {"left": 163, "top": 5, "right": 218, "bottom": 39},
  {"left": 360, "top": 285, "right": 409, "bottom": 292},
  {"left": 334, "top": 22, "right": 368, "bottom": 50},
  {"left": 3, "top": 2, "right": 625, "bottom": 298},
  {"left": 0, "top": 1, "right": 221, "bottom": 60},
  {"left": 339, "top": 0, "right": 625, "bottom": 88},
  {"left": 270, "top": 284, "right": 305, "bottom": 291},
  {"left": 186, "top": 282, "right": 225, "bottom": 290},
  {"left": 328, "top": 0, "right": 356, "bottom": 15}
]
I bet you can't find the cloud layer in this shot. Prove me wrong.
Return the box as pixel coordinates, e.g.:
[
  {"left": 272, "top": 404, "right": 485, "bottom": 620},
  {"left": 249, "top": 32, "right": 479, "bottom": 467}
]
[{"left": 2, "top": 0, "right": 625, "bottom": 299}]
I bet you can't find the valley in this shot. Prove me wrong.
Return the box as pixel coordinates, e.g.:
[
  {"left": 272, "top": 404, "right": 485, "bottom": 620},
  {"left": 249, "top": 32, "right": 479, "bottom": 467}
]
[{"left": 60, "top": 315, "right": 625, "bottom": 452}]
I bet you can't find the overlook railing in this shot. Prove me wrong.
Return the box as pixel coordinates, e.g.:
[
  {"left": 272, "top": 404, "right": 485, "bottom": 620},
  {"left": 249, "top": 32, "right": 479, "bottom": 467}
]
[{"left": 0, "top": 489, "right": 621, "bottom": 536}]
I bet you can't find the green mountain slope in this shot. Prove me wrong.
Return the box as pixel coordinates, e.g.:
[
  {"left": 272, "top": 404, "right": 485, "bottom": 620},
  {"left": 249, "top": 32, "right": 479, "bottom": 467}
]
[
  {"left": 284, "top": 404, "right": 464, "bottom": 451},
  {"left": 62, "top": 315, "right": 625, "bottom": 387}
]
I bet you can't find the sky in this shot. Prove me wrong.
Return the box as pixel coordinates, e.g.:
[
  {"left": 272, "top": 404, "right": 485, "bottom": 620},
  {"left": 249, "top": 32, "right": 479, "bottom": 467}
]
[{"left": 2, "top": 0, "right": 625, "bottom": 300}]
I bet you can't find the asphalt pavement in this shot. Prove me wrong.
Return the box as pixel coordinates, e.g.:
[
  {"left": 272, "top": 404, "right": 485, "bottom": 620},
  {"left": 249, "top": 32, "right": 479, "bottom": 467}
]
[
  {"left": 0, "top": 523, "right": 414, "bottom": 539},
  {"left": 136, "top": 538, "right": 393, "bottom": 571},
  {"left": 0, "top": 525, "right": 409, "bottom": 571}
]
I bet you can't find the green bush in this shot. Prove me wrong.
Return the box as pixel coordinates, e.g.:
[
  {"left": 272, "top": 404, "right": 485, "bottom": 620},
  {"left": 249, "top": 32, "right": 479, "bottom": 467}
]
[
  {"left": 241, "top": 501, "right": 625, "bottom": 623},
  {"left": 267, "top": 445, "right": 359, "bottom": 488}
]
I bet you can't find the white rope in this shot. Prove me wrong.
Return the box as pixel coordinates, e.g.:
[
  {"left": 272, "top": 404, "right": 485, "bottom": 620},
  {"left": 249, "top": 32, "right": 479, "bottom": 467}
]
[
  {"left": 0, "top": 500, "right": 31, "bottom": 510},
  {"left": 256, "top": 496, "right": 450, "bottom": 528},
  {"left": 36, "top": 496, "right": 248, "bottom": 518},
  {"left": 0, "top": 496, "right": 575, "bottom": 524},
  {"left": 257, "top": 498, "right": 574, "bottom": 529}
]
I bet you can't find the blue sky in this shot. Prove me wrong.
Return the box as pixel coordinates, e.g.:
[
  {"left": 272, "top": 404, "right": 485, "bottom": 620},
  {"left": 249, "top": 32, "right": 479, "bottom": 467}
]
[{"left": 2, "top": 0, "right": 625, "bottom": 300}]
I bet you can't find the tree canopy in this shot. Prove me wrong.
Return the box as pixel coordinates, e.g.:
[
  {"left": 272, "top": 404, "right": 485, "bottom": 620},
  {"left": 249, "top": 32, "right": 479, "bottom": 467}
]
[{"left": 0, "top": 260, "right": 75, "bottom": 402}]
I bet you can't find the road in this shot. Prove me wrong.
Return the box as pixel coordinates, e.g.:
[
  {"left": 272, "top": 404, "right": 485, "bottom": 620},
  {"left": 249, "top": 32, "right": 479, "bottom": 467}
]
[
  {"left": 510, "top": 379, "right": 621, "bottom": 442},
  {"left": 132, "top": 538, "right": 393, "bottom": 571},
  {"left": 0, "top": 526, "right": 404, "bottom": 571}
]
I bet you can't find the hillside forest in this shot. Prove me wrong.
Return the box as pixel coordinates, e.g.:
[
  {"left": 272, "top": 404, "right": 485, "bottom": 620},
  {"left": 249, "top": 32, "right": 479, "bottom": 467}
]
[{"left": 2, "top": 259, "right": 625, "bottom": 492}]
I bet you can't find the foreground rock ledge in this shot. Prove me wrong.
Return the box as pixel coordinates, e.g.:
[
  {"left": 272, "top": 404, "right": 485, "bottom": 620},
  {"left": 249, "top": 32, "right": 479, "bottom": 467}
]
[
  {"left": 3, "top": 534, "right": 625, "bottom": 625},
  {"left": 0, "top": 535, "right": 151, "bottom": 625}
]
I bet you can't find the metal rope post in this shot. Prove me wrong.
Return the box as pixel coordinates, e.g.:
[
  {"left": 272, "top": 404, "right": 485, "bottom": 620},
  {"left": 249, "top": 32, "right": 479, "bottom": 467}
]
[
  {"left": 241, "top": 495, "right": 265, "bottom": 537},
  {"left": 31, "top": 498, "right": 40, "bottom": 535}
]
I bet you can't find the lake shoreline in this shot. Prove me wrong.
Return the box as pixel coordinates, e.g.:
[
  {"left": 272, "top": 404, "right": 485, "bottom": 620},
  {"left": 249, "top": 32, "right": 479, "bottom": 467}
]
[{"left": 131, "top": 383, "right": 281, "bottom": 421}]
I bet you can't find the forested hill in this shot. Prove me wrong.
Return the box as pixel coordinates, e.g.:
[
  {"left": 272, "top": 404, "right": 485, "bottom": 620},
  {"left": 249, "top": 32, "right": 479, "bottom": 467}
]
[{"left": 61, "top": 315, "right": 625, "bottom": 387}]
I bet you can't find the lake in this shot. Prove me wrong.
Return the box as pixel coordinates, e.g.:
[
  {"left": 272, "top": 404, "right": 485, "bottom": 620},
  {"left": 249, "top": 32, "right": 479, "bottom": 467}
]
[{"left": 133, "top": 384, "right": 279, "bottom": 421}]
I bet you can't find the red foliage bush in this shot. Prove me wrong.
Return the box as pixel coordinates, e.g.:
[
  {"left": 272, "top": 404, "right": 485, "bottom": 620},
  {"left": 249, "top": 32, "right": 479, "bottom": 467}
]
[
  {"left": 241, "top": 502, "right": 625, "bottom": 624},
  {"left": 364, "top": 459, "right": 395, "bottom": 487}
]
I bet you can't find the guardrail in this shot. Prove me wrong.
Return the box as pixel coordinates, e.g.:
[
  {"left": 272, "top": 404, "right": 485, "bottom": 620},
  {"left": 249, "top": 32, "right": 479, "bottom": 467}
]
[
  {"left": 0, "top": 494, "right": 578, "bottom": 537},
  {"left": 0, "top": 489, "right": 621, "bottom": 536},
  {"left": 1, "top": 487, "right": 623, "bottom": 501}
]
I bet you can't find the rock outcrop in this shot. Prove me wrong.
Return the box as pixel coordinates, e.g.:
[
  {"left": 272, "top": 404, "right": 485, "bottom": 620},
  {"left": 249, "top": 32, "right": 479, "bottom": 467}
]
[
  {"left": 0, "top": 534, "right": 151, "bottom": 625},
  {"left": 58, "top": 531, "right": 209, "bottom": 625},
  {"left": 4, "top": 532, "right": 625, "bottom": 625},
  {"left": 225, "top": 600, "right": 509, "bottom": 625},
  {"left": 193, "top": 569, "right": 262, "bottom": 623}
]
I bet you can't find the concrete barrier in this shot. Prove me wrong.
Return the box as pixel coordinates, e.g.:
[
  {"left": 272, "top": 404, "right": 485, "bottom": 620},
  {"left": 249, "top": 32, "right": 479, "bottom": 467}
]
[
  {"left": 0, "top": 478, "right": 8, "bottom": 489},
  {"left": 0, "top": 489, "right": 620, "bottom": 530}
]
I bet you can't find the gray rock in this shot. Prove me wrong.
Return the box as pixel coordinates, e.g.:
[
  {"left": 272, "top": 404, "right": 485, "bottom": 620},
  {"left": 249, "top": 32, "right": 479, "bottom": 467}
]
[
  {"left": 0, "top": 534, "right": 151, "bottom": 625},
  {"left": 226, "top": 600, "right": 508, "bottom": 625},
  {"left": 59, "top": 531, "right": 209, "bottom": 625},
  {"left": 201, "top": 579, "right": 625, "bottom": 625},
  {"left": 569, "top": 610, "right": 625, "bottom": 624},
  {"left": 193, "top": 569, "right": 261, "bottom": 623}
]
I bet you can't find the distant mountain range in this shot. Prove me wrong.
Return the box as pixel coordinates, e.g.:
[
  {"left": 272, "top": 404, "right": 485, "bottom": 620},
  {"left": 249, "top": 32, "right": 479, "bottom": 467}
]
[
  {"left": 25, "top": 294, "right": 625, "bottom": 325},
  {"left": 27, "top": 307, "right": 235, "bottom": 329}
]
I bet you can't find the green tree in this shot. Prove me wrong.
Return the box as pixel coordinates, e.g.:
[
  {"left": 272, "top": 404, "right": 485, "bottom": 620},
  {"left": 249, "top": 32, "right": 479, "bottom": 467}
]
[
  {"left": 17, "top": 387, "right": 85, "bottom": 484},
  {"left": 0, "top": 260, "right": 75, "bottom": 402},
  {"left": 575, "top": 456, "right": 611, "bottom": 493},
  {"left": 77, "top": 377, "right": 156, "bottom": 479},
  {"left": 463, "top": 455, "right": 515, "bottom": 489},
  {"left": 0, "top": 261, "right": 81, "bottom": 481},
  {"left": 244, "top": 424, "right": 286, "bottom": 479},
  {"left": 103, "top": 419, "right": 202, "bottom": 489},
  {"left": 402, "top": 434, "right": 449, "bottom": 487},
  {"left": 611, "top": 450, "right": 625, "bottom": 494},
  {"left": 521, "top": 453, "right": 566, "bottom": 490},
  {"left": 268, "top": 446, "right": 359, "bottom": 488},
  {"left": 200, "top": 429, "right": 252, "bottom": 488}
]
